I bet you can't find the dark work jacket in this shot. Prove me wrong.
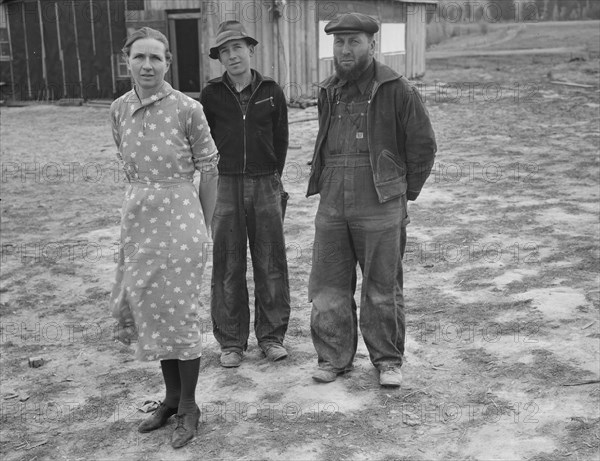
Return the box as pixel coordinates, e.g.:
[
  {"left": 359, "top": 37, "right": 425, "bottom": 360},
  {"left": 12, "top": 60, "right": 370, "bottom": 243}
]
[
  {"left": 306, "top": 60, "right": 437, "bottom": 202},
  {"left": 200, "top": 70, "right": 288, "bottom": 176}
]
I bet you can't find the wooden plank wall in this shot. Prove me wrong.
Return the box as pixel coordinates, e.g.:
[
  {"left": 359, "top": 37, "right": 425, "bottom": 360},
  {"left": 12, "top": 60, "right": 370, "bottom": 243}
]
[
  {"left": 124, "top": 9, "right": 167, "bottom": 35},
  {"left": 315, "top": 0, "right": 416, "bottom": 79},
  {"left": 5, "top": 0, "right": 126, "bottom": 100},
  {"left": 0, "top": 3, "right": 15, "bottom": 98},
  {"left": 383, "top": 52, "right": 406, "bottom": 75},
  {"left": 405, "top": 3, "right": 426, "bottom": 78},
  {"left": 314, "top": 0, "right": 408, "bottom": 25},
  {"left": 281, "top": 0, "right": 319, "bottom": 100},
  {"left": 201, "top": 0, "right": 319, "bottom": 100},
  {"left": 125, "top": 0, "right": 322, "bottom": 99},
  {"left": 125, "top": 0, "right": 428, "bottom": 98},
  {"left": 314, "top": 1, "right": 431, "bottom": 80},
  {"left": 144, "top": 0, "right": 200, "bottom": 9}
]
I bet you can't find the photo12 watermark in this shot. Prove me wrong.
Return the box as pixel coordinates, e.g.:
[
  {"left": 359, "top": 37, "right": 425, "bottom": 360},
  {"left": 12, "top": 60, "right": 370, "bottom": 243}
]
[
  {"left": 1, "top": 161, "right": 124, "bottom": 184},
  {"left": 420, "top": 1, "right": 541, "bottom": 23},
  {"left": 0, "top": 320, "right": 215, "bottom": 346},
  {"left": 399, "top": 401, "right": 540, "bottom": 426},
  {"left": 430, "top": 161, "right": 539, "bottom": 184},
  {"left": 409, "top": 320, "right": 540, "bottom": 344},
  {"left": 404, "top": 241, "right": 541, "bottom": 265},
  {"left": 0, "top": 399, "right": 339, "bottom": 425},
  {"left": 416, "top": 82, "right": 540, "bottom": 104}
]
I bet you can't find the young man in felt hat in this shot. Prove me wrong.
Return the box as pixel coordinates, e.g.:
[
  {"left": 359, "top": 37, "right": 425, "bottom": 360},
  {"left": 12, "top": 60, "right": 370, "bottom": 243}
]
[
  {"left": 200, "top": 21, "right": 290, "bottom": 368},
  {"left": 306, "top": 12, "right": 437, "bottom": 387}
]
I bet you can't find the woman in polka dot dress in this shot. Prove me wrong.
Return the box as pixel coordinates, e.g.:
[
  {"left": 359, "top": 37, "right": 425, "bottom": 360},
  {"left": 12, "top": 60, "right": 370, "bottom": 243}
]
[{"left": 109, "top": 27, "right": 218, "bottom": 449}]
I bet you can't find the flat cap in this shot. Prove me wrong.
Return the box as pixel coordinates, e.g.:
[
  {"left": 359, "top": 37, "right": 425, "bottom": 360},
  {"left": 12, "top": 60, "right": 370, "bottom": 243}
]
[{"left": 324, "top": 12, "right": 379, "bottom": 35}]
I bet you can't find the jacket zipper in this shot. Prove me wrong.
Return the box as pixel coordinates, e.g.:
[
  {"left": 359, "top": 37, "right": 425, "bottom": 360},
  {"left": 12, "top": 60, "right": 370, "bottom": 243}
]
[{"left": 223, "top": 80, "right": 263, "bottom": 173}]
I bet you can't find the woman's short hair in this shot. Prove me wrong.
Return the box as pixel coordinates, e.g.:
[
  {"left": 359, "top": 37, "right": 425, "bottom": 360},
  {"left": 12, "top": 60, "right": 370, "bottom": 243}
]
[{"left": 122, "top": 27, "right": 172, "bottom": 62}]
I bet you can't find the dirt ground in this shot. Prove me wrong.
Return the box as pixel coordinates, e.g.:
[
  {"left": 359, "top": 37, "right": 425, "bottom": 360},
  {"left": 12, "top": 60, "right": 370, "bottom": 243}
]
[{"left": 1, "top": 21, "right": 599, "bottom": 461}]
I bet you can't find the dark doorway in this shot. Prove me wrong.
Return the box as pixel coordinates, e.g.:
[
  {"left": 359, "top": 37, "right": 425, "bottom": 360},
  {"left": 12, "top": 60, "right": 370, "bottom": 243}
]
[{"left": 174, "top": 19, "right": 200, "bottom": 93}]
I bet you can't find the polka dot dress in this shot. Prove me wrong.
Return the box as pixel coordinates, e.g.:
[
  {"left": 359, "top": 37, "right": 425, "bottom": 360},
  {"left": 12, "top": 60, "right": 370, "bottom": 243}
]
[{"left": 109, "top": 82, "right": 218, "bottom": 361}]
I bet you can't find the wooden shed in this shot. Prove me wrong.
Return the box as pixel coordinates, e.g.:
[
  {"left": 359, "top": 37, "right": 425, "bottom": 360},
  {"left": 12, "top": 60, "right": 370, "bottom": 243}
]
[
  {"left": 0, "top": 0, "right": 436, "bottom": 101},
  {"left": 0, "top": 0, "right": 129, "bottom": 101},
  {"left": 126, "top": 0, "right": 436, "bottom": 100}
]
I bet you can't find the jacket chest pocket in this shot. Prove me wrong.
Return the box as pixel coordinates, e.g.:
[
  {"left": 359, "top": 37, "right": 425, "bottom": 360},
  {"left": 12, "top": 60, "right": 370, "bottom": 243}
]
[
  {"left": 252, "top": 96, "right": 276, "bottom": 128},
  {"left": 254, "top": 96, "right": 275, "bottom": 107}
]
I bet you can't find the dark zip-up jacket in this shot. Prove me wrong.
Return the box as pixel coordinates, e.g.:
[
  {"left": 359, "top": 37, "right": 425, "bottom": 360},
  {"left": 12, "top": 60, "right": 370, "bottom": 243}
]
[
  {"left": 200, "top": 70, "right": 288, "bottom": 176},
  {"left": 307, "top": 60, "right": 437, "bottom": 202}
]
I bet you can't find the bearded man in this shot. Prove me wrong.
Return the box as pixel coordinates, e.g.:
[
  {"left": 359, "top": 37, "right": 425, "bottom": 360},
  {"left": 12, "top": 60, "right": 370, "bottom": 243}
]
[{"left": 306, "top": 13, "right": 437, "bottom": 387}]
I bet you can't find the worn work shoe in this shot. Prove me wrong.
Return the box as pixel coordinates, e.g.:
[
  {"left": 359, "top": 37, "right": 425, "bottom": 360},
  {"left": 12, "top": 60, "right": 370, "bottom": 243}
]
[
  {"left": 312, "top": 368, "right": 338, "bottom": 383},
  {"left": 171, "top": 405, "right": 201, "bottom": 449},
  {"left": 220, "top": 351, "right": 242, "bottom": 368},
  {"left": 312, "top": 365, "right": 354, "bottom": 383},
  {"left": 262, "top": 343, "right": 288, "bottom": 361},
  {"left": 138, "top": 402, "right": 178, "bottom": 433},
  {"left": 379, "top": 367, "right": 402, "bottom": 387}
]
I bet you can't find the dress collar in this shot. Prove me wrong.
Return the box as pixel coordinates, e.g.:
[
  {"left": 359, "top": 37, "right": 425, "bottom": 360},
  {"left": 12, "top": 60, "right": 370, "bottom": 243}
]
[{"left": 124, "top": 81, "right": 174, "bottom": 112}]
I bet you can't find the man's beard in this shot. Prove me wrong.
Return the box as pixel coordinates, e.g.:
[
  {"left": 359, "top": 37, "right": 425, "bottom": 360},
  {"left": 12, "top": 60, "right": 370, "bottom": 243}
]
[{"left": 334, "top": 54, "right": 371, "bottom": 81}]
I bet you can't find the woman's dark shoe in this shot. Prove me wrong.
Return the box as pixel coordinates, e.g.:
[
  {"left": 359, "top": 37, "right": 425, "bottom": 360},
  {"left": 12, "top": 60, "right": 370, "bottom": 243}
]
[
  {"left": 138, "top": 402, "right": 178, "bottom": 433},
  {"left": 171, "top": 405, "right": 201, "bottom": 449}
]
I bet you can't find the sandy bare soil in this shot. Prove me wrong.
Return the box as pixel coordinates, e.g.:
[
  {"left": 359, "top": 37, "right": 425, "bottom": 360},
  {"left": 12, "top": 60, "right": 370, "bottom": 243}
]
[{"left": 1, "top": 21, "right": 599, "bottom": 461}]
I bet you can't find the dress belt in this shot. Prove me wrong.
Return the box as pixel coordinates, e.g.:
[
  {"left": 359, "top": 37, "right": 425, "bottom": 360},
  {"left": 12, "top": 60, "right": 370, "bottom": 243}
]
[{"left": 129, "top": 176, "right": 194, "bottom": 187}]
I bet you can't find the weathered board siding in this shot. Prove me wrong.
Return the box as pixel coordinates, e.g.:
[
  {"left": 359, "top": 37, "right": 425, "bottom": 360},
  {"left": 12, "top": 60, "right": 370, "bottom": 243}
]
[
  {"left": 0, "top": 3, "right": 15, "bottom": 98},
  {"left": 1, "top": 0, "right": 432, "bottom": 100},
  {"left": 405, "top": 3, "right": 427, "bottom": 78},
  {"left": 124, "top": 1, "right": 320, "bottom": 99},
  {"left": 128, "top": 0, "right": 431, "bottom": 99},
  {"left": 314, "top": 0, "right": 429, "bottom": 79},
  {"left": 144, "top": 0, "right": 200, "bottom": 9},
  {"left": 3, "top": 0, "right": 126, "bottom": 100}
]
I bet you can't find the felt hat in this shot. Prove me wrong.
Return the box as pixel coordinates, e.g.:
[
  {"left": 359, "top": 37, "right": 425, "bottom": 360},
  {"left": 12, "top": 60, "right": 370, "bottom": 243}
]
[{"left": 209, "top": 20, "right": 258, "bottom": 60}]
